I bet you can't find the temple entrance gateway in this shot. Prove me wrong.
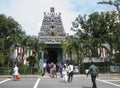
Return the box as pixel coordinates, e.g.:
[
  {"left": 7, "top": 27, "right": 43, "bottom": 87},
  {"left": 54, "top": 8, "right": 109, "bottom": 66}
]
[
  {"left": 47, "top": 48, "right": 58, "bottom": 63},
  {"left": 38, "top": 7, "right": 66, "bottom": 64},
  {"left": 46, "top": 48, "right": 62, "bottom": 64},
  {"left": 45, "top": 44, "right": 62, "bottom": 64}
]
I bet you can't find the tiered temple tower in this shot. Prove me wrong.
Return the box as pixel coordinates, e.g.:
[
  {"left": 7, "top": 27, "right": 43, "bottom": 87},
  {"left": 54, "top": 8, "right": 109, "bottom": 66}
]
[{"left": 38, "top": 7, "right": 66, "bottom": 64}]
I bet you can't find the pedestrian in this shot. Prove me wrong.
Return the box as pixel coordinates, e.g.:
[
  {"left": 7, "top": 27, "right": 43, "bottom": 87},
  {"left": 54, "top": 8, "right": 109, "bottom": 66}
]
[
  {"left": 13, "top": 64, "right": 19, "bottom": 80},
  {"left": 47, "top": 63, "right": 50, "bottom": 73},
  {"left": 53, "top": 63, "right": 57, "bottom": 78},
  {"left": 87, "top": 62, "right": 99, "bottom": 88},
  {"left": 67, "top": 62, "right": 74, "bottom": 83},
  {"left": 42, "top": 62, "right": 46, "bottom": 77},
  {"left": 62, "top": 65, "right": 68, "bottom": 82},
  {"left": 59, "top": 63, "right": 64, "bottom": 78},
  {"left": 50, "top": 62, "right": 54, "bottom": 77}
]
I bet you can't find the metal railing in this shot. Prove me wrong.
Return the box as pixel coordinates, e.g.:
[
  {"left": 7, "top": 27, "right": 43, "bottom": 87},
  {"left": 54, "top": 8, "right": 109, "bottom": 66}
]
[
  {"left": 82, "top": 66, "right": 120, "bottom": 74},
  {"left": 0, "top": 66, "right": 120, "bottom": 75},
  {"left": 0, "top": 66, "right": 42, "bottom": 75}
]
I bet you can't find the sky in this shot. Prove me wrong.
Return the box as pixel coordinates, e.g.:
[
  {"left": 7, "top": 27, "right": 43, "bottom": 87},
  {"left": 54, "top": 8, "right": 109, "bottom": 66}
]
[{"left": 0, "top": 0, "right": 115, "bottom": 36}]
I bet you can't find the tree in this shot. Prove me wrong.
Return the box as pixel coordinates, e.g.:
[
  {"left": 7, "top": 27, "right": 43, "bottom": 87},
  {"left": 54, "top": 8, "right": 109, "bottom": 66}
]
[
  {"left": 98, "top": 0, "right": 120, "bottom": 13},
  {"left": 98, "top": 0, "right": 120, "bottom": 62},
  {"left": 27, "top": 55, "right": 38, "bottom": 67},
  {"left": 72, "top": 13, "right": 102, "bottom": 58},
  {"left": 22, "top": 36, "right": 45, "bottom": 56},
  {"left": 0, "top": 14, "right": 26, "bottom": 66},
  {"left": 0, "top": 14, "right": 45, "bottom": 67},
  {"left": 71, "top": 11, "right": 120, "bottom": 63},
  {"left": 61, "top": 36, "right": 73, "bottom": 62}
]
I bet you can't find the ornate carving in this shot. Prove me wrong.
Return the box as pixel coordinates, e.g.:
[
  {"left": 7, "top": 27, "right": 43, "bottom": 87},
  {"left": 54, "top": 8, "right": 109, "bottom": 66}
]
[{"left": 38, "top": 7, "right": 66, "bottom": 43}]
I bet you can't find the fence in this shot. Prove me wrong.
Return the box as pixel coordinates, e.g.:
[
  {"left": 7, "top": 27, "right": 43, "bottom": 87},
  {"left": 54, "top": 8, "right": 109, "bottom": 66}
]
[
  {"left": 80, "top": 66, "right": 120, "bottom": 74},
  {"left": 0, "top": 66, "right": 120, "bottom": 75},
  {"left": 0, "top": 66, "right": 42, "bottom": 75}
]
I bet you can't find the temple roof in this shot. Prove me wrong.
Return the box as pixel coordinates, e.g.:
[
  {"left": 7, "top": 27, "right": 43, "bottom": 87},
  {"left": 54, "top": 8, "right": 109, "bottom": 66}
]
[{"left": 38, "top": 7, "right": 66, "bottom": 44}]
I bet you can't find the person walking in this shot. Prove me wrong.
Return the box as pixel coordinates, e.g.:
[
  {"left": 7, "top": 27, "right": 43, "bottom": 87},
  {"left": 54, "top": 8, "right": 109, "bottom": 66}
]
[
  {"left": 50, "top": 62, "right": 54, "bottom": 77},
  {"left": 51, "top": 63, "right": 57, "bottom": 78},
  {"left": 67, "top": 62, "right": 74, "bottom": 83},
  {"left": 59, "top": 63, "right": 64, "bottom": 78},
  {"left": 87, "top": 62, "right": 99, "bottom": 88},
  {"left": 62, "top": 65, "right": 68, "bottom": 82},
  {"left": 42, "top": 62, "right": 46, "bottom": 77},
  {"left": 13, "top": 64, "right": 19, "bottom": 80}
]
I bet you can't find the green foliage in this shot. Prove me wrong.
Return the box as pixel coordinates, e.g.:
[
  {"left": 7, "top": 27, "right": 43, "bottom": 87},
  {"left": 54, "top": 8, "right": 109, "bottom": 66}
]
[
  {"left": 70, "top": 8, "right": 120, "bottom": 65},
  {"left": 0, "top": 56, "right": 6, "bottom": 66},
  {"left": 98, "top": 0, "right": 120, "bottom": 13},
  {"left": 27, "top": 56, "right": 38, "bottom": 67},
  {"left": 114, "top": 53, "right": 120, "bottom": 63},
  {"left": 0, "top": 14, "right": 26, "bottom": 66},
  {"left": 0, "top": 13, "right": 45, "bottom": 67}
]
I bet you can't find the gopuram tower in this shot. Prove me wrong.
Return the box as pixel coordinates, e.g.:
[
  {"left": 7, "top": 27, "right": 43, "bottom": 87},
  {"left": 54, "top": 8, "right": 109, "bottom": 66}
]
[{"left": 38, "top": 7, "right": 66, "bottom": 64}]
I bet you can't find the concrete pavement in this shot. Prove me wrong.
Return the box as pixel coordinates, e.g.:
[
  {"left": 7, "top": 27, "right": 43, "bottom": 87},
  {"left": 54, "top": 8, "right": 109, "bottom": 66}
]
[
  {"left": 0, "top": 73, "right": 120, "bottom": 88},
  {"left": 0, "top": 73, "right": 119, "bottom": 78}
]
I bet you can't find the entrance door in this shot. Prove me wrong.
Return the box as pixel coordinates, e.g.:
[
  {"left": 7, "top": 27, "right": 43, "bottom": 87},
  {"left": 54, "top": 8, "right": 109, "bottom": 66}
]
[{"left": 46, "top": 48, "right": 58, "bottom": 64}]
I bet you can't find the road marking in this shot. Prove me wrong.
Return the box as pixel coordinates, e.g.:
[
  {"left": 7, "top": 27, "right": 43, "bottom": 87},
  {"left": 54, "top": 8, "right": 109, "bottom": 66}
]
[
  {"left": 97, "top": 79, "right": 120, "bottom": 87},
  {"left": 106, "top": 80, "right": 120, "bottom": 82},
  {"left": 0, "top": 79, "right": 11, "bottom": 84},
  {"left": 33, "top": 78, "right": 40, "bottom": 88}
]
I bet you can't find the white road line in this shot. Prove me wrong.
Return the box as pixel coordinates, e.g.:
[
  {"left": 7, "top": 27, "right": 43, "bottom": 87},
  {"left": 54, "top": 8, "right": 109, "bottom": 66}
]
[
  {"left": 0, "top": 79, "right": 11, "bottom": 84},
  {"left": 33, "top": 78, "right": 40, "bottom": 88},
  {"left": 97, "top": 79, "right": 120, "bottom": 87}
]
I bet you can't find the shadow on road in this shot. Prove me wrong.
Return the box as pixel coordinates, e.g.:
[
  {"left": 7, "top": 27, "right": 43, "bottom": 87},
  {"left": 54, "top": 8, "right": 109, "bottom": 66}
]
[{"left": 82, "top": 87, "right": 92, "bottom": 88}]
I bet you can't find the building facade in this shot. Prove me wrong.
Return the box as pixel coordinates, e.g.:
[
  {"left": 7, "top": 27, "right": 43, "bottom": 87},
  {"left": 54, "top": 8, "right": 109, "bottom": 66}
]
[{"left": 38, "top": 7, "right": 66, "bottom": 64}]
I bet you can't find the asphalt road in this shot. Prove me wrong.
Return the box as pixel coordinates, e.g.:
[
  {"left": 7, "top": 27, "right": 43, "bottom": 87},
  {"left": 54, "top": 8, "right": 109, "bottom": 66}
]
[{"left": 0, "top": 74, "right": 120, "bottom": 88}]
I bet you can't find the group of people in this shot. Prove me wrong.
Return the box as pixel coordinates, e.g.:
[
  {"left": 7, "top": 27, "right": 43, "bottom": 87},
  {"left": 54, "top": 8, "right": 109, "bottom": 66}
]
[
  {"left": 60, "top": 62, "right": 99, "bottom": 87},
  {"left": 42, "top": 61, "right": 99, "bottom": 88},
  {"left": 42, "top": 61, "right": 74, "bottom": 83},
  {"left": 62, "top": 62, "right": 74, "bottom": 83},
  {"left": 42, "top": 62, "right": 57, "bottom": 78},
  {"left": 13, "top": 61, "right": 99, "bottom": 88}
]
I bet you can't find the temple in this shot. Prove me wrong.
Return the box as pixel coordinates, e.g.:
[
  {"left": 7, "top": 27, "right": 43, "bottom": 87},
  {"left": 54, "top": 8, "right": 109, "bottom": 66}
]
[{"left": 38, "top": 7, "right": 66, "bottom": 64}]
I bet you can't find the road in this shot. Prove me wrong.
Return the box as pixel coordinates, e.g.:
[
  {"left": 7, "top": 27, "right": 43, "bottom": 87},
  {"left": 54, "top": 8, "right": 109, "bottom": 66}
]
[{"left": 0, "top": 74, "right": 120, "bottom": 88}]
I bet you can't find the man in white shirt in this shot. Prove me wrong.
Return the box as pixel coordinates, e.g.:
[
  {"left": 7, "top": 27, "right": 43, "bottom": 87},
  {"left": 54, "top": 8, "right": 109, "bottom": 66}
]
[
  {"left": 42, "top": 62, "right": 46, "bottom": 76},
  {"left": 67, "top": 62, "right": 74, "bottom": 83}
]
